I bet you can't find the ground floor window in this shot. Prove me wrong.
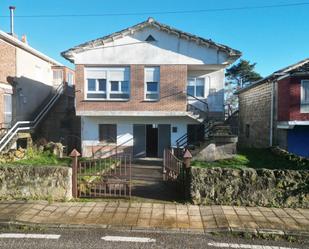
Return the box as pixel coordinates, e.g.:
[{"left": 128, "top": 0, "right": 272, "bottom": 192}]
[{"left": 99, "top": 124, "right": 117, "bottom": 143}]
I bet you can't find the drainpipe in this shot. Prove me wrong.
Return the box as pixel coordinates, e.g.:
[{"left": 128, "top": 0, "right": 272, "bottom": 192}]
[{"left": 270, "top": 81, "right": 274, "bottom": 147}]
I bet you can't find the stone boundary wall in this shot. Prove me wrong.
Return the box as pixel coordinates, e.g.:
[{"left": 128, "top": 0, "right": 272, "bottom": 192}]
[
  {"left": 190, "top": 167, "right": 309, "bottom": 208},
  {"left": 0, "top": 166, "right": 72, "bottom": 201}
]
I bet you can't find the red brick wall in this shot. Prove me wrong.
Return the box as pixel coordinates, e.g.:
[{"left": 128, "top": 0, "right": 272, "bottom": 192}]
[
  {"left": 277, "top": 76, "right": 309, "bottom": 121},
  {"left": 0, "top": 40, "right": 16, "bottom": 84},
  {"left": 0, "top": 40, "right": 16, "bottom": 125},
  {"left": 75, "top": 64, "right": 187, "bottom": 113}
]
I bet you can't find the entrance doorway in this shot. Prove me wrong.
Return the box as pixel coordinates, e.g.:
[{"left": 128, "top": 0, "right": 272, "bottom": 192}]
[{"left": 146, "top": 125, "right": 158, "bottom": 157}]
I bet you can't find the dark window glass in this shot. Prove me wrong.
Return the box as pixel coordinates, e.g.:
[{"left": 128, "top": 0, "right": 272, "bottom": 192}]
[
  {"left": 111, "top": 81, "right": 119, "bottom": 91},
  {"left": 146, "top": 93, "right": 159, "bottom": 100},
  {"left": 98, "top": 79, "right": 106, "bottom": 91},
  {"left": 121, "top": 81, "right": 129, "bottom": 92},
  {"left": 87, "top": 93, "right": 107, "bottom": 99},
  {"left": 187, "top": 85, "right": 194, "bottom": 96},
  {"left": 99, "top": 124, "right": 117, "bottom": 143},
  {"left": 146, "top": 82, "right": 158, "bottom": 92},
  {"left": 245, "top": 124, "right": 250, "bottom": 138},
  {"left": 110, "top": 93, "right": 130, "bottom": 99},
  {"left": 87, "top": 79, "right": 96, "bottom": 91},
  {"left": 196, "top": 85, "right": 205, "bottom": 97}
]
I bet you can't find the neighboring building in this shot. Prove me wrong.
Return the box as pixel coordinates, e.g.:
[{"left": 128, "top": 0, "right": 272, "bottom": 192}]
[
  {"left": 62, "top": 18, "right": 241, "bottom": 158},
  {"left": 237, "top": 58, "right": 309, "bottom": 157},
  {"left": 0, "top": 29, "right": 78, "bottom": 152},
  {"left": 0, "top": 30, "right": 75, "bottom": 127}
]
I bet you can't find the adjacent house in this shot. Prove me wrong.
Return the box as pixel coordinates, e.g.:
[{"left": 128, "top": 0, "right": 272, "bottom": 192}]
[
  {"left": 62, "top": 18, "right": 241, "bottom": 158},
  {"left": 0, "top": 29, "right": 76, "bottom": 151},
  {"left": 237, "top": 58, "right": 309, "bottom": 157}
]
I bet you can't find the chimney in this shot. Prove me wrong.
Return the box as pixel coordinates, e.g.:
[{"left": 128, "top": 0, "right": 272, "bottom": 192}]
[
  {"left": 9, "top": 6, "right": 16, "bottom": 36},
  {"left": 21, "top": 34, "right": 27, "bottom": 44}
]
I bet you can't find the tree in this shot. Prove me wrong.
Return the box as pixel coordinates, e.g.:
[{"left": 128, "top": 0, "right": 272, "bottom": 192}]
[{"left": 225, "top": 59, "right": 262, "bottom": 117}]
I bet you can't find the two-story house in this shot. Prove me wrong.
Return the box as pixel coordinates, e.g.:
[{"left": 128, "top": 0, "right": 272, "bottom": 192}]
[
  {"left": 62, "top": 18, "right": 241, "bottom": 158},
  {"left": 237, "top": 58, "right": 309, "bottom": 157}
]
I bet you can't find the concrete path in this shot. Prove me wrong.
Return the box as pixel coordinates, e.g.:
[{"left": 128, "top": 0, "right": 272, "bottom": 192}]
[{"left": 0, "top": 200, "right": 308, "bottom": 236}]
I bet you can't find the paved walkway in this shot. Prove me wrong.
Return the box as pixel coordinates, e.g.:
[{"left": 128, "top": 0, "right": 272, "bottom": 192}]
[{"left": 0, "top": 201, "right": 308, "bottom": 236}]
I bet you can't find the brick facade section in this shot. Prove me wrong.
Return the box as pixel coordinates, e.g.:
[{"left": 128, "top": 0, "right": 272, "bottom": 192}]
[
  {"left": 0, "top": 40, "right": 16, "bottom": 125},
  {"left": 0, "top": 40, "right": 16, "bottom": 84},
  {"left": 238, "top": 82, "right": 272, "bottom": 148},
  {"left": 278, "top": 76, "right": 309, "bottom": 121},
  {"left": 75, "top": 64, "right": 187, "bottom": 113}
]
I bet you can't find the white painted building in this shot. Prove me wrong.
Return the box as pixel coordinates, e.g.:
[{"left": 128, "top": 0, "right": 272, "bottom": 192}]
[{"left": 62, "top": 18, "right": 241, "bottom": 158}]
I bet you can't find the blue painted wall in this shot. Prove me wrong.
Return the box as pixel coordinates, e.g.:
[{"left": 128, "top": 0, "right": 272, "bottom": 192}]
[{"left": 287, "top": 126, "right": 309, "bottom": 157}]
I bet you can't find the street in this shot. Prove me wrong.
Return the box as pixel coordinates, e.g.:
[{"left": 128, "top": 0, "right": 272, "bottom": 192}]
[{"left": 0, "top": 227, "right": 307, "bottom": 249}]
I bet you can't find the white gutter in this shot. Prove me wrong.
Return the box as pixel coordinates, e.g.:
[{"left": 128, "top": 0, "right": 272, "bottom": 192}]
[{"left": 0, "top": 30, "right": 63, "bottom": 66}]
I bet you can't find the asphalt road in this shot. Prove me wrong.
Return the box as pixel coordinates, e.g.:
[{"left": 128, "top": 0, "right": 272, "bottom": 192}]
[{"left": 0, "top": 227, "right": 307, "bottom": 249}]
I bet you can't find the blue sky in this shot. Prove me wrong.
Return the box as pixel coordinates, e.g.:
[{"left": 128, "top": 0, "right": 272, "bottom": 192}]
[{"left": 0, "top": 0, "right": 308, "bottom": 76}]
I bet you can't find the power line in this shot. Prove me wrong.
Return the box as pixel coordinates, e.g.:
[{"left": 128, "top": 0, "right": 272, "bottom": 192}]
[{"left": 0, "top": 2, "right": 308, "bottom": 18}]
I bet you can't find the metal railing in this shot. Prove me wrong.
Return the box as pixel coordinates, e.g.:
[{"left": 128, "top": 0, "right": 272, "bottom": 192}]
[{"left": 0, "top": 83, "right": 64, "bottom": 152}]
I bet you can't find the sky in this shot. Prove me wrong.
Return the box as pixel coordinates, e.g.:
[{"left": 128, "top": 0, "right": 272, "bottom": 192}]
[{"left": 0, "top": 0, "right": 308, "bottom": 77}]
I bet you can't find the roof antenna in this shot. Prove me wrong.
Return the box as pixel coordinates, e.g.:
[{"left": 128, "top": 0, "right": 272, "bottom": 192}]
[{"left": 9, "top": 6, "right": 16, "bottom": 36}]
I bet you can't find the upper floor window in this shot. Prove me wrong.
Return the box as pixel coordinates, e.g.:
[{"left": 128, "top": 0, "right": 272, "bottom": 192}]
[
  {"left": 67, "top": 72, "right": 74, "bottom": 86},
  {"left": 85, "top": 67, "right": 130, "bottom": 100},
  {"left": 53, "top": 70, "right": 63, "bottom": 84},
  {"left": 187, "top": 78, "right": 205, "bottom": 98},
  {"left": 301, "top": 80, "right": 309, "bottom": 104},
  {"left": 145, "top": 67, "right": 160, "bottom": 101}
]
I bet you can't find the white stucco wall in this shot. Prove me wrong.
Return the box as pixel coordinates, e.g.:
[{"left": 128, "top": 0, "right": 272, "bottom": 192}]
[
  {"left": 81, "top": 116, "right": 198, "bottom": 153},
  {"left": 16, "top": 48, "right": 53, "bottom": 85},
  {"left": 14, "top": 48, "right": 55, "bottom": 121},
  {"left": 74, "top": 27, "right": 228, "bottom": 65}
]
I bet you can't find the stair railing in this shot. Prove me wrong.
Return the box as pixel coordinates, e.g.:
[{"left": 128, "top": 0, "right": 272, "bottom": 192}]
[{"left": 0, "top": 83, "right": 65, "bottom": 152}]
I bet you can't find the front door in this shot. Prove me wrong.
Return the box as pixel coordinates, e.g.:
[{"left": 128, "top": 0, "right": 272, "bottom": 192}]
[
  {"left": 133, "top": 124, "right": 146, "bottom": 158},
  {"left": 146, "top": 125, "right": 158, "bottom": 157}
]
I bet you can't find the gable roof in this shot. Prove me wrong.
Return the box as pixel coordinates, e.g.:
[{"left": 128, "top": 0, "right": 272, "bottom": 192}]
[
  {"left": 61, "top": 17, "right": 241, "bottom": 63},
  {"left": 0, "top": 30, "right": 63, "bottom": 66},
  {"left": 237, "top": 58, "right": 309, "bottom": 94}
]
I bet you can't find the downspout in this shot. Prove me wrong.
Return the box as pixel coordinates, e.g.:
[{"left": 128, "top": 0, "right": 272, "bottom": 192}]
[{"left": 270, "top": 81, "right": 274, "bottom": 147}]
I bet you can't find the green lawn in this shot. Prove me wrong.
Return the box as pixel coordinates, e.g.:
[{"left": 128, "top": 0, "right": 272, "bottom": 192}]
[
  {"left": 0, "top": 149, "right": 71, "bottom": 167},
  {"left": 191, "top": 148, "right": 309, "bottom": 170}
]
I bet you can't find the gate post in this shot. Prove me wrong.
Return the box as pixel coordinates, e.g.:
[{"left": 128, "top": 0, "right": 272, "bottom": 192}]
[
  {"left": 70, "top": 149, "right": 81, "bottom": 198},
  {"left": 183, "top": 149, "right": 192, "bottom": 200}
]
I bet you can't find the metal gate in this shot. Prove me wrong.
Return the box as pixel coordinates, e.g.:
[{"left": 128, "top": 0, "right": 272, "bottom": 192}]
[
  {"left": 71, "top": 151, "right": 132, "bottom": 198},
  {"left": 163, "top": 148, "right": 192, "bottom": 199}
]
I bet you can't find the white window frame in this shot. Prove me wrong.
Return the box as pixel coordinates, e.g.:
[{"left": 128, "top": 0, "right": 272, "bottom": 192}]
[
  {"left": 187, "top": 77, "right": 206, "bottom": 98},
  {"left": 86, "top": 78, "right": 107, "bottom": 95},
  {"left": 53, "top": 70, "right": 63, "bottom": 84},
  {"left": 144, "top": 67, "right": 160, "bottom": 101},
  {"left": 84, "top": 67, "right": 130, "bottom": 101},
  {"left": 301, "top": 80, "right": 309, "bottom": 104},
  {"left": 67, "top": 72, "right": 74, "bottom": 86},
  {"left": 3, "top": 94, "right": 12, "bottom": 125}
]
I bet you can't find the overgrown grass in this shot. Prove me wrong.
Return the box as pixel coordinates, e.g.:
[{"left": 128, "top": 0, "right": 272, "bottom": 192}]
[
  {"left": 191, "top": 148, "right": 309, "bottom": 170},
  {"left": 0, "top": 148, "right": 71, "bottom": 167}
]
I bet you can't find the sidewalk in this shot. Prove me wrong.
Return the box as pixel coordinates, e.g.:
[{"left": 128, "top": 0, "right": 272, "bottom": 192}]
[{"left": 0, "top": 200, "right": 308, "bottom": 236}]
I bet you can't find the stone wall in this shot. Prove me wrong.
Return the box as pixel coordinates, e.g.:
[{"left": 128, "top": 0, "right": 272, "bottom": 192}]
[
  {"left": 0, "top": 166, "right": 72, "bottom": 201},
  {"left": 238, "top": 81, "right": 272, "bottom": 148},
  {"left": 190, "top": 167, "right": 309, "bottom": 208}
]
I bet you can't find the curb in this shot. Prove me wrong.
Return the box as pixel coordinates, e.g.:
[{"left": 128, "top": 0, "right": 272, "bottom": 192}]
[{"left": 0, "top": 220, "right": 308, "bottom": 238}]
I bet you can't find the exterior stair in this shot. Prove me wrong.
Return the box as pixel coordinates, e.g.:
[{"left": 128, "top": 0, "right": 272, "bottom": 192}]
[{"left": 0, "top": 83, "right": 65, "bottom": 152}]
